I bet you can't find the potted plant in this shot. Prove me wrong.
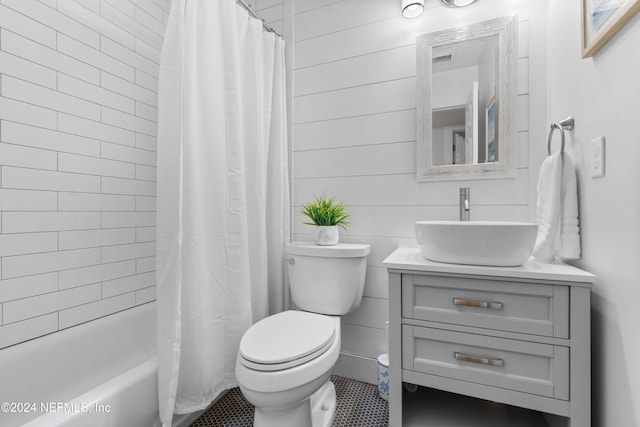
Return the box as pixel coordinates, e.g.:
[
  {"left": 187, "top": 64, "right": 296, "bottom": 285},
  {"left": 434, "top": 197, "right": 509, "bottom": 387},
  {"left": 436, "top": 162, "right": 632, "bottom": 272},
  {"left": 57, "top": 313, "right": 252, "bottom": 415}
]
[{"left": 301, "top": 194, "right": 350, "bottom": 246}]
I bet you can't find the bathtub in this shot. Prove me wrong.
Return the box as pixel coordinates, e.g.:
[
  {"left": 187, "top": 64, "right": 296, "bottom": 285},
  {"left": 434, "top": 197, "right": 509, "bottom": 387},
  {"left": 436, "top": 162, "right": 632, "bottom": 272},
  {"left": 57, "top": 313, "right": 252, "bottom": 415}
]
[
  {"left": 22, "top": 357, "right": 159, "bottom": 427},
  {"left": 0, "top": 303, "right": 204, "bottom": 427},
  {"left": 0, "top": 303, "right": 164, "bottom": 427}
]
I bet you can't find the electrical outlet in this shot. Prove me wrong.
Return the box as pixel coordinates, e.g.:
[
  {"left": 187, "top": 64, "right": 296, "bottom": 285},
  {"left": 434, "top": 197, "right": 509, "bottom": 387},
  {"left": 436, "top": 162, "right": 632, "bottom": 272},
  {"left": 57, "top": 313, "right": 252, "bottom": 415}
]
[{"left": 590, "top": 137, "right": 605, "bottom": 178}]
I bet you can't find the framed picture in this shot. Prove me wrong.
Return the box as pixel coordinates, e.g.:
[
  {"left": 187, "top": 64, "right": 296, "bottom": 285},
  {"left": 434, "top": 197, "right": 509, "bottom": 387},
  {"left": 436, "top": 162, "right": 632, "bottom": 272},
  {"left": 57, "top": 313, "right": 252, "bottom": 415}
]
[
  {"left": 485, "top": 95, "right": 496, "bottom": 163},
  {"left": 582, "top": 0, "right": 640, "bottom": 57}
]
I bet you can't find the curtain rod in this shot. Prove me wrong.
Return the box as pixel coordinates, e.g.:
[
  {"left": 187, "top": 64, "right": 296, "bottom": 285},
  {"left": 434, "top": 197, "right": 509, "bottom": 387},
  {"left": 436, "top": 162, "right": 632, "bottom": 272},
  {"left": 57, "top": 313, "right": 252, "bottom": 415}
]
[{"left": 236, "top": 0, "right": 282, "bottom": 37}]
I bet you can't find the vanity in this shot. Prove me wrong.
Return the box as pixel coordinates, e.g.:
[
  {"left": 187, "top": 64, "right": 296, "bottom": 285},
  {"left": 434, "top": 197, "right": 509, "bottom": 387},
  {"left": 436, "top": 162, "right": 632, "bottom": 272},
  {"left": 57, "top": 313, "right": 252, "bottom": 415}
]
[{"left": 383, "top": 248, "right": 596, "bottom": 427}]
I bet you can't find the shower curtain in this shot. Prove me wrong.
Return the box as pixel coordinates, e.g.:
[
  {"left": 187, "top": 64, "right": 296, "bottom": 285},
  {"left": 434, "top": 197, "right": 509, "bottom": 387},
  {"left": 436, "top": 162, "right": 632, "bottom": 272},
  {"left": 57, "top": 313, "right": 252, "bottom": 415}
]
[{"left": 156, "top": 1, "right": 289, "bottom": 425}]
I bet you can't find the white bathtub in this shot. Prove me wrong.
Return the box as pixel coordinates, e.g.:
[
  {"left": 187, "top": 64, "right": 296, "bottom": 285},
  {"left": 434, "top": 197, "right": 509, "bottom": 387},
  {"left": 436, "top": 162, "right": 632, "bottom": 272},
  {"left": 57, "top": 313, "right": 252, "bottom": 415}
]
[
  {"left": 22, "top": 357, "right": 159, "bottom": 427},
  {"left": 0, "top": 303, "right": 204, "bottom": 427},
  {"left": 0, "top": 303, "right": 159, "bottom": 427}
]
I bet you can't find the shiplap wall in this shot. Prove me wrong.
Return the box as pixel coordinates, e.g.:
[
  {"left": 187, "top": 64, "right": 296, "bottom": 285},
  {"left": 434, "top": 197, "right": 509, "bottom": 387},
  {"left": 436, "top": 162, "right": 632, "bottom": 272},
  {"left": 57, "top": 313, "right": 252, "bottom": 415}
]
[
  {"left": 0, "top": 0, "right": 170, "bottom": 350},
  {"left": 291, "top": 0, "right": 547, "bottom": 384}
]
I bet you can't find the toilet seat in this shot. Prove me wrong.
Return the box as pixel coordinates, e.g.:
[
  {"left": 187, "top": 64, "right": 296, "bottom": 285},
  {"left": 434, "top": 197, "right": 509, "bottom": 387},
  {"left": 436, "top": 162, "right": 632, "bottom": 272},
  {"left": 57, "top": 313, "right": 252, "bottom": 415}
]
[{"left": 239, "top": 311, "right": 336, "bottom": 372}]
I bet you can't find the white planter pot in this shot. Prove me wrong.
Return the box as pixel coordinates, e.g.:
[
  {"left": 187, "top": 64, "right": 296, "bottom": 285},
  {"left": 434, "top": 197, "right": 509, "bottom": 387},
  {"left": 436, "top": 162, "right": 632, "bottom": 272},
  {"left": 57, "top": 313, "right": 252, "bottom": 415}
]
[{"left": 313, "top": 226, "right": 339, "bottom": 246}]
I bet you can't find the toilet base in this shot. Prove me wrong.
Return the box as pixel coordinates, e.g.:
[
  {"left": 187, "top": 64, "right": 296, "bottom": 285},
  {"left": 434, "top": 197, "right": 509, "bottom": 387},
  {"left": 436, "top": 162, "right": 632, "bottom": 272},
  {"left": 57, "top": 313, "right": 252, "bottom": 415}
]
[
  {"left": 252, "top": 380, "right": 336, "bottom": 427},
  {"left": 310, "top": 380, "right": 336, "bottom": 427},
  {"left": 253, "top": 397, "right": 311, "bottom": 427}
]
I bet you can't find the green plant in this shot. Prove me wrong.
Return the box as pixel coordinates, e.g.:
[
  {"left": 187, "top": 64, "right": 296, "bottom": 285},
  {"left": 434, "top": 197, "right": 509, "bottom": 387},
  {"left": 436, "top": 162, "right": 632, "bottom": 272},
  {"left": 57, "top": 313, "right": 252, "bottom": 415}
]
[{"left": 301, "top": 194, "right": 350, "bottom": 231}]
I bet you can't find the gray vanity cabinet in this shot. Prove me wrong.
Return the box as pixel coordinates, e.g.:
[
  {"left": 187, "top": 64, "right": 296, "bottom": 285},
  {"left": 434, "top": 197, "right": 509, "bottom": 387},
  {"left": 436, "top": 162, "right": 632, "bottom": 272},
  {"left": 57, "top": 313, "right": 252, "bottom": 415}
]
[{"left": 383, "top": 248, "right": 596, "bottom": 427}]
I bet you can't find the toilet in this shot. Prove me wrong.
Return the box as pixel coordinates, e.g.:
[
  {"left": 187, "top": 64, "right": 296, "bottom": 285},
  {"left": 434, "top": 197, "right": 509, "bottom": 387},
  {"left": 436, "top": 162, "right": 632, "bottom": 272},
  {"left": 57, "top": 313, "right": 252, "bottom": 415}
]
[{"left": 235, "top": 241, "right": 370, "bottom": 427}]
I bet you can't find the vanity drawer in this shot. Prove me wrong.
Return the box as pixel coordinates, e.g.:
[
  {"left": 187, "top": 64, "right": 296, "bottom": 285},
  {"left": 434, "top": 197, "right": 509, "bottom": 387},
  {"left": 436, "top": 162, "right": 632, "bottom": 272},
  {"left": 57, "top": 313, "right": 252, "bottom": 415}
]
[
  {"left": 402, "top": 325, "right": 569, "bottom": 400},
  {"left": 402, "top": 274, "right": 569, "bottom": 338}
]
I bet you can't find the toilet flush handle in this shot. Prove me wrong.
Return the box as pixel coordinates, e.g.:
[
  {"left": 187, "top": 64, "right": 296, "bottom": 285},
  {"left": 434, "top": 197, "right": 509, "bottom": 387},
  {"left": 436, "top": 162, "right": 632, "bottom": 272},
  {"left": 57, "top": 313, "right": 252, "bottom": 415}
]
[{"left": 287, "top": 258, "right": 295, "bottom": 265}]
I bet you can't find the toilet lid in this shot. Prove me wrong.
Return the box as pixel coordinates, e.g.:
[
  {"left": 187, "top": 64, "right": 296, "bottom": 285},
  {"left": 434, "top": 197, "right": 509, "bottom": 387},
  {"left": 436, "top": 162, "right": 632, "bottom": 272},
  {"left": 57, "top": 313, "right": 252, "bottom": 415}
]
[
  {"left": 239, "top": 311, "right": 336, "bottom": 371},
  {"left": 286, "top": 242, "right": 370, "bottom": 258}
]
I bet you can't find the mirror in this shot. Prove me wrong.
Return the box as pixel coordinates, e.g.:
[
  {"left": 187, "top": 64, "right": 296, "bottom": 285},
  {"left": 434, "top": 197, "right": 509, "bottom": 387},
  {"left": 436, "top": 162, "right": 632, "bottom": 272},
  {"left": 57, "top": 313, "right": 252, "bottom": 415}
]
[{"left": 416, "top": 16, "right": 517, "bottom": 181}]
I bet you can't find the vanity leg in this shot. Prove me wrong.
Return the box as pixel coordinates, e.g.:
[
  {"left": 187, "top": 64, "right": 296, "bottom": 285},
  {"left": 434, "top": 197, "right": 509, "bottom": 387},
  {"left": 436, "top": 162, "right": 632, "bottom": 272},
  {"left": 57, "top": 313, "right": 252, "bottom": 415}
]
[
  {"left": 388, "top": 272, "right": 403, "bottom": 427},
  {"left": 569, "top": 286, "right": 591, "bottom": 427}
]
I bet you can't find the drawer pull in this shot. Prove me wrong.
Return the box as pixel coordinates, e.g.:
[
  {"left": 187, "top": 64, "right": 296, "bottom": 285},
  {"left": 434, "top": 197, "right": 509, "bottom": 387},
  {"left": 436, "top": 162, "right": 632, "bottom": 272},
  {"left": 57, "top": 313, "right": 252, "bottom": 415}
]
[
  {"left": 454, "top": 352, "right": 504, "bottom": 367},
  {"left": 453, "top": 298, "right": 503, "bottom": 310}
]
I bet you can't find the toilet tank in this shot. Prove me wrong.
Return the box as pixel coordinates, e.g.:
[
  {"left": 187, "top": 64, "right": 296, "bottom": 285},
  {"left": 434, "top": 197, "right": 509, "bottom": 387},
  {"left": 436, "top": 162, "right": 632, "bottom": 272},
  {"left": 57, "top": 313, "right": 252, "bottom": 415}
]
[{"left": 286, "top": 242, "right": 370, "bottom": 315}]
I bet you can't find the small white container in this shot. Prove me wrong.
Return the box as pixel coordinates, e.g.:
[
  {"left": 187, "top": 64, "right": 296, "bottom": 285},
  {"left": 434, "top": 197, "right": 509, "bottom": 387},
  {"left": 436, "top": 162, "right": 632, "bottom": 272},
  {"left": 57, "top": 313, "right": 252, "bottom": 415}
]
[{"left": 377, "top": 353, "right": 389, "bottom": 401}]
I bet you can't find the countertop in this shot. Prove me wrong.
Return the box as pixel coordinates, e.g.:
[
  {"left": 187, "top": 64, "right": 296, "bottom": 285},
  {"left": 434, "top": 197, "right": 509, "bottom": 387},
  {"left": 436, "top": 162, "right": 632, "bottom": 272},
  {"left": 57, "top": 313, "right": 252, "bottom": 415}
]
[{"left": 382, "top": 247, "right": 596, "bottom": 284}]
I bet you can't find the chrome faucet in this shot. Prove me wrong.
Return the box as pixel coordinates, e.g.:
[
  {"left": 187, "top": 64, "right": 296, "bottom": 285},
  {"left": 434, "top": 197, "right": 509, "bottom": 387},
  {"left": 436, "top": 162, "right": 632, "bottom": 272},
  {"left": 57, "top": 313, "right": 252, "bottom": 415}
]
[{"left": 459, "top": 187, "right": 470, "bottom": 221}]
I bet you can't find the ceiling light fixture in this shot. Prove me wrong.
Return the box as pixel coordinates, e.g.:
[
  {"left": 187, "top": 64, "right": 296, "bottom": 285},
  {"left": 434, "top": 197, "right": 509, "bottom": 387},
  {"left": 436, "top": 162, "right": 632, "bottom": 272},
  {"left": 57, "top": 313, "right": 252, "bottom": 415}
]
[
  {"left": 441, "top": 0, "right": 478, "bottom": 7},
  {"left": 402, "top": 0, "right": 424, "bottom": 18}
]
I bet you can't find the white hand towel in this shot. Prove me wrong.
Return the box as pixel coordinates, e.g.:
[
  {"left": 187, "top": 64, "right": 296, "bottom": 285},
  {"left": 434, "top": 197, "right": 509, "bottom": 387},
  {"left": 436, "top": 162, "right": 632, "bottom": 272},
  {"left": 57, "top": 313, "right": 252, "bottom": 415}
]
[
  {"left": 557, "top": 153, "right": 580, "bottom": 259},
  {"left": 533, "top": 153, "right": 562, "bottom": 262},
  {"left": 533, "top": 152, "right": 581, "bottom": 262}
]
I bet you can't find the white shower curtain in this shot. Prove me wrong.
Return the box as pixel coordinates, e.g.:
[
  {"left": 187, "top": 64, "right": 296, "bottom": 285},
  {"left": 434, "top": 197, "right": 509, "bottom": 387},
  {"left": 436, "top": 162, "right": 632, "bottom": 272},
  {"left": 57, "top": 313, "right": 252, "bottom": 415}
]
[{"left": 156, "top": 1, "right": 289, "bottom": 424}]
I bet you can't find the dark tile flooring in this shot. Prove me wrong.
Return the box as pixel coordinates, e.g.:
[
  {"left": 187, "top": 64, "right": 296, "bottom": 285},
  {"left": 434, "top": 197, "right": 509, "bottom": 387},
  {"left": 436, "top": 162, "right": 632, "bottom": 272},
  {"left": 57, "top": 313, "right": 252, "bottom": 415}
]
[{"left": 190, "top": 375, "right": 389, "bottom": 427}]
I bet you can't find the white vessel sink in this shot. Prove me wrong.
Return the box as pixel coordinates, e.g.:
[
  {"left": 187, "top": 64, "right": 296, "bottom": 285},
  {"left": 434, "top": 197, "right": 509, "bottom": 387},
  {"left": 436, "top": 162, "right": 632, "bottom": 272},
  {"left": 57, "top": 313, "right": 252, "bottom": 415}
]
[{"left": 414, "top": 221, "right": 538, "bottom": 267}]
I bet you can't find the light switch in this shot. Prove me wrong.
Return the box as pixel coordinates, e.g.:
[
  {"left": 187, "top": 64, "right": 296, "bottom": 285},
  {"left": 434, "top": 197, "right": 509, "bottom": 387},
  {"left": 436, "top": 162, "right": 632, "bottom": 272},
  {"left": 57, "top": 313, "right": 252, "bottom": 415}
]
[{"left": 590, "top": 137, "right": 605, "bottom": 178}]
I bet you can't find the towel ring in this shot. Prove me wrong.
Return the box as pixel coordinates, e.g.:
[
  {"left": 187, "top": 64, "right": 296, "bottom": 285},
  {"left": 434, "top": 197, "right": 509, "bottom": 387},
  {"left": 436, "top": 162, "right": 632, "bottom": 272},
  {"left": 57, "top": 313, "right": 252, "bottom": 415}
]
[
  {"left": 547, "top": 124, "right": 565, "bottom": 156},
  {"left": 547, "top": 117, "right": 575, "bottom": 156}
]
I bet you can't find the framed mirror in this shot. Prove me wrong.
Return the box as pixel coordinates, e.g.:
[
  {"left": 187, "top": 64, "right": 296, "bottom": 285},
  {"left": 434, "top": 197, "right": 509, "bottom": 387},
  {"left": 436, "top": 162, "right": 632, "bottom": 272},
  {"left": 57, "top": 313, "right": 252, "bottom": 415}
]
[{"left": 416, "top": 16, "right": 517, "bottom": 181}]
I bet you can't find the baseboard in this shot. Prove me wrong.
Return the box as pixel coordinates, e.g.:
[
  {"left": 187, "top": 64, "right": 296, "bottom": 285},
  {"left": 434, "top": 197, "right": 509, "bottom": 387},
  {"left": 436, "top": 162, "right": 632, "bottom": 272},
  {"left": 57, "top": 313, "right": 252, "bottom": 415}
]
[{"left": 333, "top": 352, "right": 379, "bottom": 385}]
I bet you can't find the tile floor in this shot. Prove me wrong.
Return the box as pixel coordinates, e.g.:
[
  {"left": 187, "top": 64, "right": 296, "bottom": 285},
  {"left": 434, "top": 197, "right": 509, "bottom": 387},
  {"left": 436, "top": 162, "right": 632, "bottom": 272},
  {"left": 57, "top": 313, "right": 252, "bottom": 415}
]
[
  {"left": 190, "top": 376, "right": 552, "bottom": 427},
  {"left": 190, "top": 375, "right": 388, "bottom": 427}
]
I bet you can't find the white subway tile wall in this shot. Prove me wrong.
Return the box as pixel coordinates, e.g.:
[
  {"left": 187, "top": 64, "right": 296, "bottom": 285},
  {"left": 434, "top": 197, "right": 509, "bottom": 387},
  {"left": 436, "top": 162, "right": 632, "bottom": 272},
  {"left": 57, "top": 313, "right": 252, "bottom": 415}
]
[{"left": 0, "top": 0, "right": 170, "bottom": 349}]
